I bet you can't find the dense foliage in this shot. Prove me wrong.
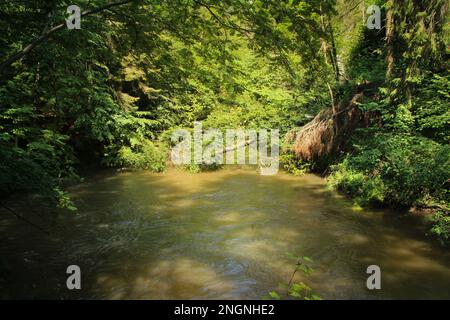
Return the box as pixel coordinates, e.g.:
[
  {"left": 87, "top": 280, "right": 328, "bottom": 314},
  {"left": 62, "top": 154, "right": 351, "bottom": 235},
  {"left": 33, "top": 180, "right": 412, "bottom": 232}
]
[
  {"left": 0, "top": 1, "right": 448, "bottom": 240},
  {"left": 328, "top": 0, "right": 449, "bottom": 241}
]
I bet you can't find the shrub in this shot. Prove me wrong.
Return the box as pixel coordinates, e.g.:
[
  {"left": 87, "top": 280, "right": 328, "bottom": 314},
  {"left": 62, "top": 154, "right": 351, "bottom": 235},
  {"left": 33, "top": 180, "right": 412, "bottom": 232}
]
[
  {"left": 116, "top": 139, "right": 167, "bottom": 172},
  {"left": 431, "top": 211, "right": 450, "bottom": 244},
  {"left": 328, "top": 162, "right": 386, "bottom": 206},
  {"left": 329, "top": 132, "right": 450, "bottom": 208},
  {"left": 280, "top": 153, "right": 311, "bottom": 176},
  {"left": 0, "top": 131, "right": 78, "bottom": 210}
]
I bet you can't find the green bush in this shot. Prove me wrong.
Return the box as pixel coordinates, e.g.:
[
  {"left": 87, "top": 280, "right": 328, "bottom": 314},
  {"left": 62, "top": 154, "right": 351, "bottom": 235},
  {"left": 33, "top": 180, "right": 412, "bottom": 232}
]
[
  {"left": 280, "top": 153, "right": 311, "bottom": 176},
  {"left": 328, "top": 162, "right": 386, "bottom": 206},
  {"left": 116, "top": 139, "right": 167, "bottom": 172},
  {"left": 431, "top": 211, "right": 450, "bottom": 244},
  {"left": 329, "top": 132, "right": 450, "bottom": 207},
  {"left": 181, "top": 162, "right": 223, "bottom": 173},
  {"left": 0, "top": 131, "right": 78, "bottom": 210},
  {"left": 414, "top": 73, "right": 450, "bottom": 144}
]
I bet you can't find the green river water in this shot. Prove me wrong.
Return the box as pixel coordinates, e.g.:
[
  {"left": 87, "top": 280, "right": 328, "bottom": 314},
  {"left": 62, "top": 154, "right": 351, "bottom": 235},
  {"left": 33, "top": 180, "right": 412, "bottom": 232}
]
[{"left": 1, "top": 167, "right": 449, "bottom": 299}]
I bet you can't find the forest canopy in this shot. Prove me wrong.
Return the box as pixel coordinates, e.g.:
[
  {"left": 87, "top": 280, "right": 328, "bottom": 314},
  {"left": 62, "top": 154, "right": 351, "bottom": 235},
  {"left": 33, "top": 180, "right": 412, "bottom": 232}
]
[{"left": 0, "top": 1, "right": 449, "bottom": 240}]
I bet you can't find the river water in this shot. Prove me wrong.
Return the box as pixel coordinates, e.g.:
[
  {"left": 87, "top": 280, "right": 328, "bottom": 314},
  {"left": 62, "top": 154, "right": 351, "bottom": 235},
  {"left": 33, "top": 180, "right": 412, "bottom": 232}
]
[{"left": 1, "top": 167, "right": 449, "bottom": 299}]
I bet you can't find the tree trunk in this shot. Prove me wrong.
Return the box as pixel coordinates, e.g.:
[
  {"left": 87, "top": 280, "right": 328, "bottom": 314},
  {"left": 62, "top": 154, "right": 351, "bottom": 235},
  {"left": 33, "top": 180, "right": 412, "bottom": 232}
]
[
  {"left": 385, "top": 0, "right": 395, "bottom": 80},
  {"left": 327, "top": 15, "right": 340, "bottom": 81}
]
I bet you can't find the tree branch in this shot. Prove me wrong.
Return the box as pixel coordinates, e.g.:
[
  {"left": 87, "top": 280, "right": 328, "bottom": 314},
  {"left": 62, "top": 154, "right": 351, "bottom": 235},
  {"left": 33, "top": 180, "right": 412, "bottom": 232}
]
[
  {"left": 1, "top": 204, "right": 50, "bottom": 235},
  {"left": 192, "top": 0, "right": 253, "bottom": 34},
  {"left": 0, "top": 0, "right": 134, "bottom": 73}
]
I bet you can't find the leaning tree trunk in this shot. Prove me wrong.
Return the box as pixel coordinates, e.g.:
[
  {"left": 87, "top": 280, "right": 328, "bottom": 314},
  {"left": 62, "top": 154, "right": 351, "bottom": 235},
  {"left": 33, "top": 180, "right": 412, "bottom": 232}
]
[{"left": 285, "top": 83, "right": 377, "bottom": 164}]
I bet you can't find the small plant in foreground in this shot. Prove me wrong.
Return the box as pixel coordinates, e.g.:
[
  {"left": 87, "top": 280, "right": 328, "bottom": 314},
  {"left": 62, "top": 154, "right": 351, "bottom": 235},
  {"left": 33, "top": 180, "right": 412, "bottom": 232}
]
[{"left": 264, "top": 255, "right": 321, "bottom": 300}]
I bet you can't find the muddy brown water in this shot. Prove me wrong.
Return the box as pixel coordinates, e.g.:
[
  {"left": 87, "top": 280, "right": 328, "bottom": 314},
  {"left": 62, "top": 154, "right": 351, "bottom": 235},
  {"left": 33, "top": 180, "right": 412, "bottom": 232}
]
[{"left": 1, "top": 167, "right": 449, "bottom": 299}]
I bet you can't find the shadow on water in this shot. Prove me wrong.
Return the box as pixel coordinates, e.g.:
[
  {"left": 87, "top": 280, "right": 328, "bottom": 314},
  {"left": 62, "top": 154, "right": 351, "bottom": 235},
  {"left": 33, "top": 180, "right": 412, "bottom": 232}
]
[{"left": 0, "top": 167, "right": 449, "bottom": 299}]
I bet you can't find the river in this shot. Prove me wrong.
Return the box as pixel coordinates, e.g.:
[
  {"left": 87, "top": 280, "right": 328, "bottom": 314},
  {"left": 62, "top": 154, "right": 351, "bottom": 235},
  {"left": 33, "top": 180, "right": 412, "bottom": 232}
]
[{"left": 1, "top": 167, "right": 449, "bottom": 299}]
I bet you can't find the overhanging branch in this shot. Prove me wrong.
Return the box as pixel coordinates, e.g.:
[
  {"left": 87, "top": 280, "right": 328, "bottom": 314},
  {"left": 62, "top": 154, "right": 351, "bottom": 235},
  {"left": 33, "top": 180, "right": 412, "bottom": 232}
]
[{"left": 0, "top": 0, "right": 134, "bottom": 73}]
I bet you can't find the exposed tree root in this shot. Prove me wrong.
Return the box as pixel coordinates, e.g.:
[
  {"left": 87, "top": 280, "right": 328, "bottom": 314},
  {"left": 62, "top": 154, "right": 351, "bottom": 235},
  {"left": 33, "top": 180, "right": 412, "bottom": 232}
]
[{"left": 285, "top": 83, "right": 377, "bottom": 163}]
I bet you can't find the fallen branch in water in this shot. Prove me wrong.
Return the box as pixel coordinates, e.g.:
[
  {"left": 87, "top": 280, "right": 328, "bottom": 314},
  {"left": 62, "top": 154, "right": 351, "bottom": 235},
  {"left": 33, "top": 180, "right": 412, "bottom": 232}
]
[{"left": 223, "top": 139, "right": 255, "bottom": 154}]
